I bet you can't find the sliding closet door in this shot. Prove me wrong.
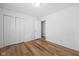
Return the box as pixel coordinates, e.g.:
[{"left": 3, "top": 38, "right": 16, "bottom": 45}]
[
  {"left": 4, "top": 15, "right": 15, "bottom": 46},
  {"left": 0, "top": 15, "right": 3, "bottom": 48},
  {"left": 16, "top": 17, "right": 25, "bottom": 43}
]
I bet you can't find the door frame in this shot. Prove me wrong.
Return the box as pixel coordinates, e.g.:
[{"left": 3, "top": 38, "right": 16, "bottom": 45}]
[{"left": 41, "top": 20, "right": 46, "bottom": 39}]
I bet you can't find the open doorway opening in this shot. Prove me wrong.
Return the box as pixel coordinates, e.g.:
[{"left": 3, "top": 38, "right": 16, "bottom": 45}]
[{"left": 41, "top": 20, "right": 46, "bottom": 39}]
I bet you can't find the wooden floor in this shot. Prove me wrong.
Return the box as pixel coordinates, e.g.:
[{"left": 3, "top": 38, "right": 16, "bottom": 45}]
[{"left": 0, "top": 39, "right": 79, "bottom": 56}]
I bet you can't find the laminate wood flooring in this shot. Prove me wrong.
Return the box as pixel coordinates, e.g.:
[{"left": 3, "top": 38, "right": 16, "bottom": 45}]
[{"left": 0, "top": 39, "right": 79, "bottom": 56}]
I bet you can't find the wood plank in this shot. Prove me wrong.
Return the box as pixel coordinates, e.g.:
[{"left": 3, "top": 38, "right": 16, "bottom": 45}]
[
  {"left": 31, "top": 41, "right": 54, "bottom": 56},
  {"left": 25, "top": 42, "right": 44, "bottom": 56},
  {"left": 19, "top": 43, "right": 32, "bottom": 56}
]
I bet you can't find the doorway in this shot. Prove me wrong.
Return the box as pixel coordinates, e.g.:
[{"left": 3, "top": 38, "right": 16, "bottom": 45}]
[{"left": 41, "top": 20, "right": 46, "bottom": 39}]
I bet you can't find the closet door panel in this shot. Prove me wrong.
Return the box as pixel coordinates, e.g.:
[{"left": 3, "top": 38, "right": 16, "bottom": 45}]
[
  {"left": 4, "top": 15, "right": 15, "bottom": 46},
  {"left": 16, "top": 17, "right": 25, "bottom": 43},
  {"left": 0, "top": 15, "right": 3, "bottom": 48}
]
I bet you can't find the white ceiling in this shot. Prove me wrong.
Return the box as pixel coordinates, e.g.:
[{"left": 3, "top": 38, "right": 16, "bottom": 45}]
[{"left": 0, "top": 3, "right": 75, "bottom": 18}]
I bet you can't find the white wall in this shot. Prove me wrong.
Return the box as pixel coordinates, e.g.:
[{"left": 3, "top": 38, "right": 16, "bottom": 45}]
[
  {"left": 41, "top": 4, "right": 79, "bottom": 51},
  {"left": 34, "top": 19, "right": 41, "bottom": 39},
  {"left": 0, "top": 8, "right": 41, "bottom": 48}
]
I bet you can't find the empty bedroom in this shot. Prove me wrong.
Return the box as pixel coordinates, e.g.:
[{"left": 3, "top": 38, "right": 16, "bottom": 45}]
[{"left": 0, "top": 3, "right": 79, "bottom": 56}]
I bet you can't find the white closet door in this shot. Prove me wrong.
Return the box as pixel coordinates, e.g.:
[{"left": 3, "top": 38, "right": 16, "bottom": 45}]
[
  {"left": 0, "top": 15, "right": 3, "bottom": 48},
  {"left": 16, "top": 17, "right": 25, "bottom": 43},
  {"left": 4, "top": 15, "right": 15, "bottom": 46},
  {"left": 35, "top": 20, "right": 41, "bottom": 39}
]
